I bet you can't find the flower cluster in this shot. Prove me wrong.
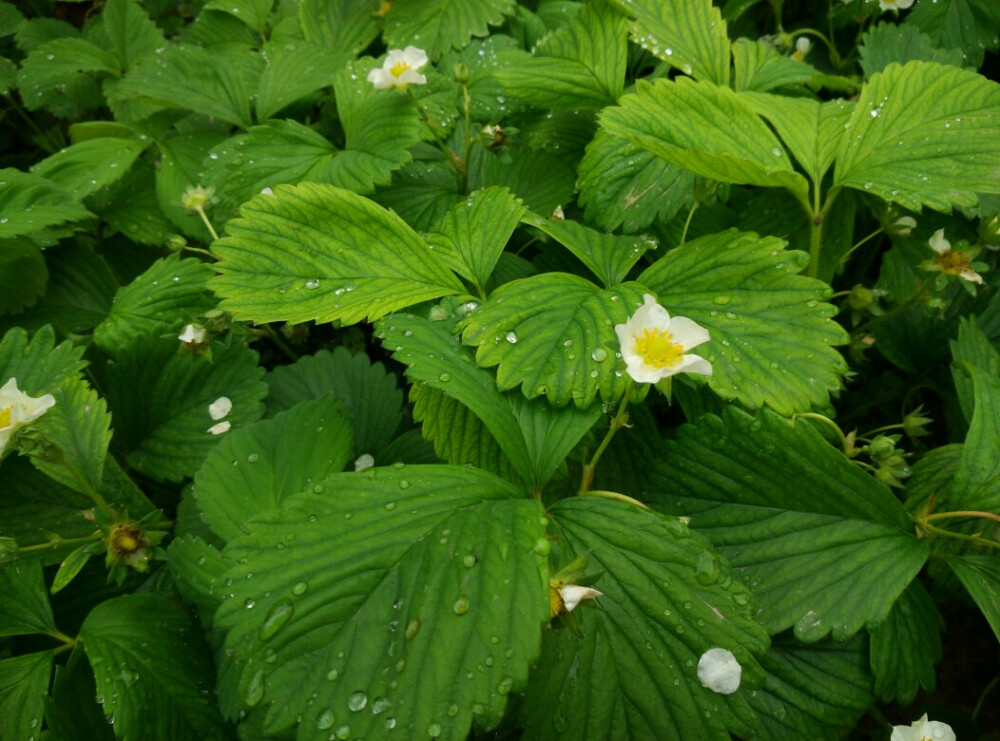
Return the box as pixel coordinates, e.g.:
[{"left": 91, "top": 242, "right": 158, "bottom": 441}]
[{"left": 0, "top": 377, "right": 55, "bottom": 456}]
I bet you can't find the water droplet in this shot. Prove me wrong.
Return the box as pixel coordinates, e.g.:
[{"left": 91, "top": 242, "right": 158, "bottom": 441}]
[
  {"left": 462, "top": 554, "right": 477, "bottom": 568},
  {"left": 505, "top": 331, "right": 518, "bottom": 344},
  {"left": 712, "top": 296, "right": 731, "bottom": 305},
  {"left": 385, "top": 717, "right": 397, "bottom": 730},
  {"left": 347, "top": 691, "right": 368, "bottom": 712},
  {"left": 259, "top": 599, "right": 294, "bottom": 640},
  {"left": 447, "top": 704, "right": 459, "bottom": 717},
  {"left": 326, "top": 668, "right": 339, "bottom": 681},
  {"left": 245, "top": 668, "right": 265, "bottom": 706},
  {"left": 292, "top": 581, "right": 308, "bottom": 595},
  {"left": 771, "top": 147, "right": 782, "bottom": 157},
  {"left": 247, "top": 453, "right": 260, "bottom": 463},
  {"left": 453, "top": 595, "right": 469, "bottom": 615},
  {"left": 428, "top": 722, "right": 442, "bottom": 737},
  {"left": 591, "top": 348, "right": 607, "bottom": 362},
  {"left": 304, "top": 278, "right": 320, "bottom": 290},
  {"left": 399, "top": 479, "right": 410, "bottom": 490},
  {"left": 317, "top": 709, "right": 336, "bottom": 730},
  {"left": 245, "top": 598, "right": 256, "bottom": 609},
  {"left": 438, "top": 373, "right": 451, "bottom": 382}
]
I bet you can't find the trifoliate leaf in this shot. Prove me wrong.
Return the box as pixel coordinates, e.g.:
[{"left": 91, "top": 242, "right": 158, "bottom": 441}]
[
  {"left": 951, "top": 317, "right": 1000, "bottom": 423},
  {"left": 0, "top": 237, "right": 47, "bottom": 315},
  {"left": 905, "top": 0, "right": 1000, "bottom": 69},
  {"left": 732, "top": 38, "right": 816, "bottom": 92},
  {"left": 425, "top": 187, "right": 526, "bottom": 292},
  {"left": 102, "top": 0, "right": 166, "bottom": 72},
  {"left": 100, "top": 336, "right": 267, "bottom": 482},
  {"left": 298, "top": 0, "right": 379, "bottom": 53},
  {"left": 0, "top": 169, "right": 93, "bottom": 239},
  {"left": 79, "top": 593, "right": 232, "bottom": 741},
  {"left": 577, "top": 129, "right": 695, "bottom": 233},
  {"left": 0, "top": 325, "right": 85, "bottom": 396},
  {"left": 946, "top": 554, "right": 1000, "bottom": 643},
  {"left": 651, "top": 407, "right": 929, "bottom": 641},
  {"left": 194, "top": 396, "right": 353, "bottom": 543},
  {"left": 607, "top": 0, "right": 730, "bottom": 85},
  {"left": 213, "top": 465, "right": 549, "bottom": 740},
  {"left": 600, "top": 78, "right": 808, "bottom": 197},
  {"left": 460, "top": 273, "right": 648, "bottom": 407},
  {"left": 0, "top": 559, "right": 56, "bottom": 636},
  {"left": 944, "top": 364, "right": 1000, "bottom": 512},
  {"left": 638, "top": 229, "right": 848, "bottom": 415},
  {"left": 255, "top": 42, "right": 344, "bottom": 121},
  {"left": 30, "top": 137, "right": 147, "bottom": 200},
  {"left": 265, "top": 348, "right": 403, "bottom": 458},
  {"left": 521, "top": 498, "right": 768, "bottom": 740},
  {"left": 210, "top": 184, "right": 465, "bottom": 325},
  {"left": 834, "top": 61, "right": 1000, "bottom": 212},
  {"left": 0, "top": 651, "right": 52, "bottom": 741},
  {"left": 383, "top": 0, "right": 517, "bottom": 57},
  {"left": 870, "top": 580, "right": 941, "bottom": 704},
  {"left": 94, "top": 254, "right": 215, "bottom": 353},
  {"left": 746, "top": 633, "right": 873, "bottom": 739},
  {"left": 859, "top": 22, "right": 965, "bottom": 79}
]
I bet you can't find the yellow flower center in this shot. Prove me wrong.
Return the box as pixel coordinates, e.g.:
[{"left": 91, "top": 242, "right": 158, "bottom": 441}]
[
  {"left": 935, "top": 249, "right": 972, "bottom": 276},
  {"left": 0, "top": 406, "right": 11, "bottom": 428},
  {"left": 635, "top": 328, "right": 683, "bottom": 368},
  {"left": 389, "top": 61, "right": 411, "bottom": 78}
]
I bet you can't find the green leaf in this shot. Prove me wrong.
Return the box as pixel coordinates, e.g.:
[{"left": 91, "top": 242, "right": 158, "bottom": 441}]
[
  {"left": 80, "top": 593, "right": 233, "bottom": 740},
  {"left": 470, "top": 145, "right": 576, "bottom": 216},
  {"left": 859, "top": 22, "right": 965, "bottom": 79},
  {"left": 30, "top": 137, "right": 146, "bottom": 200},
  {"left": 205, "top": 0, "right": 273, "bottom": 34},
  {"left": 732, "top": 38, "right": 816, "bottom": 92},
  {"left": 16, "top": 37, "right": 119, "bottom": 112},
  {"left": 521, "top": 498, "right": 768, "bottom": 740},
  {"left": 255, "top": 42, "right": 344, "bottom": 121},
  {"left": 944, "top": 363, "right": 1000, "bottom": 512},
  {"left": 375, "top": 160, "right": 464, "bottom": 231},
  {"left": 113, "top": 43, "right": 253, "bottom": 128},
  {"left": 156, "top": 130, "right": 228, "bottom": 242},
  {"left": 521, "top": 211, "right": 656, "bottom": 288},
  {"left": 951, "top": 316, "right": 1000, "bottom": 423},
  {"left": 833, "top": 61, "right": 1000, "bottom": 211},
  {"left": 210, "top": 183, "right": 465, "bottom": 325},
  {"left": 0, "top": 560, "right": 56, "bottom": 636},
  {"left": 425, "top": 187, "right": 525, "bottom": 290},
  {"left": 577, "top": 130, "right": 695, "bottom": 233},
  {"left": 905, "top": 444, "right": 963, "bottom": 515},
  {"left": 870, "top": 580, "right": 941, "bottom": 703},
  {"left": 0, "top": 325, "right": 85, "bottom": 398},
  {"left": 0, "top": 237, "right": 47, "bottom": 315},
  {"left": 746, "top": 633, "right": 873, "bottom": 739},
  {"left": 600, "top": 78, "right": 808, "bottom": 197},
  {"left": 380, "top": 313, "right": 600, "bottom": 490},
  {"left": 94, "top": 159, "right": 173, "bottom": 246},
  {"left": 213, "top": 465, "right": 549, "bottom": 739},
  {"left": 0, "top": 651, "right": 53, "bottom": 741},
  {"left": 460, "top": 273, "right": 647, "bottom": 407},
  {"left": 638, "top": 229, "right": 848, "bottom": 415},
  {"left": 383, "top": 0, "right": 517, "bottom": 57},
  {"left": 50, "top": 541, "right": 103, "bottom": 594},
  {"left": 0, "top": 57, "right": 15, "bottom": 95},
  {"left": 0, "top": 168, "right": 93, "bottom": 239},
  {"left": 740, "top": 93, "right": 854, "bottom": 186},
  {"left": 194, "top": 396, "right": 353, "bottom": 543},
  {"left": 298, "top": 0, "right": 380, "bottom": 53},
  {"left": 94, "top": 254, "right": 216, "bottom": 354},
  {"left": 0, "top": 4, "right": 24, "bottom": 38},
  {"left": 103, "top": 0, "right": 166, "bottom": 72},
  {"left": 166, "top": 534, "right": 233, "bottom": 624},
  {"left": 906, "top": 0, "right": 1000, "bottom": 69},
  {"left": 651, "top": 407, "right": 930, "bottom": 641},
  {"left": 607, "top": 0, "right": 730, "bottom": 85},
  {"left": 44, "top": 648, "right": 117, "bottom": 741},
  {"left": 946, "top": 554, "right": 1000, "bottom": 642},
  {"left": 266, "top": 348, "right": 403, "bottom": 458},
  {"left": 101, "top": 337, "right": 267, "bottom": 482},
  {"left": 494, "top": 0, "right": 626, "bottom": 109}
]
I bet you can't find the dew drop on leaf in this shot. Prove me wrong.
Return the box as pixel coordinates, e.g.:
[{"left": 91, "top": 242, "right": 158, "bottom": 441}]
[
  {"left": 316, "top": 709, "right": 336, "bottom": 730},
  {"left": 259, "top": 599, "right": 294, "bottom": 640},
  {"left": 245, "top": 668, "right": 265, "bottom": 707},
  {"left": 347, "top": 691, "right": 368, "bottom": 712}
]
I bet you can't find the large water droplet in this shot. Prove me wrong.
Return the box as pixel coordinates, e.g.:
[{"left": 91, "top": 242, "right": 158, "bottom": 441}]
[
  {"left": 347, "top": 691, "right": 368, "bottom": 712},
  {"left": 371, "top": 696, "right": 391, "bottom": 715},
  {"left": 505, "top": 331, "right": 518, "bottom": 344},
  {"left": 453, "top": 595, "right": 469, "bottom": 615},
  {"left": 304, "top": 278, "right": 320, "bottom": 290},
  {"left": 591, "top": 348, "right": 607, "bottom": 362},
  {"left": 292, "top": 581, "right": 308, "bottom": 595},
  {"left": 245, "top": 668, "right": 265, "bottom": 707},
  {"left": 259, "top": 599, "right": 294, "bottom": 640},
  {"left": 316, "top": 709, "right": 336, "bottom": 730}
]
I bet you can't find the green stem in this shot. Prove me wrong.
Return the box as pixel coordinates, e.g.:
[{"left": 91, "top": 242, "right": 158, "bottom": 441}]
[
  {"left": 837, "top": 226, "right": 884, "bottom": 268},
  {"left": 18, "top": 530, "right": 102, "bottom": 554},
  {"left": 793, "top": 412, "right": 850, "bottom": 455},
  {"left": 974, "top": 675, "right": 1000, "bottom": 720},
  {"left": 579, "top": 490, "right": 650, "bottom": 509},
  {"left": 861, "top": 422, "right": 903, "bottom": 437},
  {"left": 261, "top": 324, "right": 299, "bottom": 362},
  {"left": 792, "top": 27, "right": 835, "bottom": 55},
  {"left": 679, "top": 201, "right": 699, "bottom": 245},
  {"left": 921, "top": 521, "right": 1000, "bottom": 550},
  {"left": 195, "top": 206, "right": 220, "bottom": 242},
  {"left": 182, "top": 245, "right": 216, "bottom": 260},
  {"left": 407, "top": 88, "right": 461, "bottom": 177},
  {"left": 579, "top": 384, "right": 635, "bottom": 495},
  {"left": 853, "top": 281, "right": 929, "bottom": 335},
  {"left": 924, "top": 510, "right": 1000, "bottom": 526},
  {"left": 461, "top": 84, "right": 473, "bottom": 194}
]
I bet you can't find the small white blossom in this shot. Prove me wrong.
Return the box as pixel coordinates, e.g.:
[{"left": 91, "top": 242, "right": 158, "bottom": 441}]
[
  {"left": 207, "top": 421, "right": 231, "bottom": 435},
  {"left": 550, "top": 205, "right": 565, "bottom": 221},
  {"left": 559, "top": 584, "right": 602, "bottom": 612},
  {"left": 879, "top": 0, "right": 914, "bottom": 12},
  {"left": 209, "top": 396, "right": 233, "bottom": 421},
  {"left": 890, "top": 714, "right": 955, "bottom": 741},
  {"left": 925, "top": 229, "right": 984, "bottom": 285},
  {"left": 178, "top": 324, "right": 207, "bottom": 345},
  {"left": 889, "top": 215, "right": 917, "bottom": 237},
  {"left": 792, "top": 37, "right": 811, "bottom": 62},
  {"left": 0, "top": 378, "right": 56, "bottom": 455},
  {"left": 181, "top": 184, "right": 214, "bottom": 211},
  {"left": 615, "top": 294, "right": 712, "bottom": 383},
  {"left": 367, "top": 46, "right": 428, "bottom": 90},
  {"left": 354, "top": 453, "right": 375, "bottom": 471},
  {"left": 697, "top": 647, "right": 742, "bottom": 695}
]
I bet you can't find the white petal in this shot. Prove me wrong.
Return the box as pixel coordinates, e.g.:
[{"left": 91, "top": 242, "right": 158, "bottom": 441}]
[
  {"left": 630, "top": 294, "right": 670, "bottom": 330},
  {"left": 623, "top": 355, "right": 667, "bottom": 384},
  {"left": 367, "top": 68, "right": 392, "bottom": 89},
  {"left": 697, "top": 648, "right": 742, "bottom": 694},
  {"left": 928, "top": 228, "right": 950, "bottom": 254},
  {"left": 402, "top": 46, "right": 428, "bottom": 70},
  {"left": 795, "top": 37, "right": 810, "bottom": 54},
  {"left": 890, "top": 727, "right": 917, "bottom": 741},
  {"left": 207, "top": 421, "right": 231, "bottom": 435},
  {"left": 354, "top": 453, "right": 375, "bottom": 471},
  {"left": 395, "top": 69, "right": 426, "bottom": 86},
  {"left": 209, "top": 396, "right": 233, "bottom": 421},
  {"left": 178, "top": 324, "right": 206, "bottom": 344},
  {"left": 960, "top": 268, "right": 984, "bottom": 284},
  {"left": 675, "top": 354, "right": 713, "bottom": 377},
  {"left": 559, "top": 585, "right": 602, "bottom": 612},
  {"left": 666, "top": 316, "right": 710, "bottom": 350}
]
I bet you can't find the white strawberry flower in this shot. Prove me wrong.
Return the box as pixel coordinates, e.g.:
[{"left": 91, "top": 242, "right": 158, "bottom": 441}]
[
  {"left": 879, "top": 0, "right": 914, "bottom": 12},
  {"left": 559, "top": 584, "right": 603, "bottom": 612},
  {"left": 697, "top": 647, "right": 742, "bottom": 695},
  {"left": 890, "top": 714, "right": 955, "bottom": 741},
  {"left": 367, "top": 46, "right": 429, "bottom": 90},
  {"left": 615, "top": 294, "right": 712, "bottom": 383},
  {"left": 792, "top": 37, "right": 811, "bottom": 62},
  {"left": 178, "top": 324, "right": 207, "bottom": 345},
  {"left": 0, "top": 378, "right": 56, "bottom": 455}
]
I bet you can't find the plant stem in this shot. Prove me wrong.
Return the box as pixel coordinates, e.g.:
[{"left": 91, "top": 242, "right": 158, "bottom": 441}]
[
  {"left": 261, "top": 324, "right": 298, "bottom": 362},
  {"left": 461, "top": 84, "right": 473, "bottom": 194},
  {"left": 853, "top": 281, "right": 929, "bottom": 334},
  {"left": 679, "top": 201, "right": 699, "bottom": 245},
  {"left": 579, "top": 383, "right": 634, "bottom": 495},
  {"left": 837, "top": 226, "right": 884, "bottom": 268},
  {"left": 17, "top": 530, "right": 102, "bottom": 554},
  {"left": 580, "top": 490, "right": 649, "bottom": 509},
  {"left": 924, "top": 510, "right": 1000, "bottom": 526},
  {"left": 408, "top": 88, "right": 461, "bottom": 177},
  {"left": 794, "top": 412, "right": 850, "bottom": 455},
  {"left": 920, "top": 521, "right": 1000, "bottom": 550},
  {"left": 195, "top": 206, "right": 219, "bottom": 242},
  {"left": 974, "top": 675, "right": 1000, "bottom": 720}
]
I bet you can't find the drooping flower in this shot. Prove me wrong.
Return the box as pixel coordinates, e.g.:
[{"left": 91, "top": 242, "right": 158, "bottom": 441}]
[
  {"left": 0, "top": 378, "right": 56, "bottom": 455},
  {"left": 178, "top": 323, "right": 207, "bottom": 346},
  {"left": 792, "top": 36, "right": 811, "bottom": 62},
  {"left": 181, "top": 184, "right": 215, "bottom": 211},
  {"left": 367, "top": 46, "right": 429, "bottom": 90},
  {"left": 879, "top": 0, "right": 914, "bottom": 12},
  {"left": 559, "top": 585, "right": 603, "bottom": 612},
  {"left": 922, "top": 228, "right": 984, "bottom": 285},
  {"left": 615, "top": 294, "right": 712, "bottom": 383},
  {"left": 697, "top": 647, "right": 742, "bottom": 695},
  {"left": 890, "top": 714, "right": 955, "bottom": 741}
]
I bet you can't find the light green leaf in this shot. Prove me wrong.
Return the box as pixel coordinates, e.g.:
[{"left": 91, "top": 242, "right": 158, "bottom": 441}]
[
  {"left": 94, "top": 254, "right": 216, "bottom": 354},
  {"left": 741, "top": 93, "right": 854, "bottom": 186},
  {"left": 639, "top": 229, "right": 848, "bottom": 415},
  {"left": 166, "top": 534, "right": 233, "bottom": 624},
  {"left": 870, "top": 580, "right": 941, "bottom": 704},
  {"left": 101, "top": 337, "right": 267, "bottom": 482},
  {"left": 906, "top": 0, "right": 1000, "bottom": 69},
  {"left": 732, "top": 38, "right": 816, "bottom": 92},
  {"left": 113, "top": 43, "right": 253, "bottom": 128},
  {"left": 746, "top": 633, "right": 873, "bottom": 739},
  {"left": 834, "top": 61, "right": 1000, "bottom": 211},
  {"left": 0, "top": 325, "right": 85, "bottom": 400},
  {"left": 210, "top": 183, "right": 465, "bottom": 325},
  {"left": 607, "top": 0, "right": 730, "bottom": 85},
  {"left": 460, "top": 273, "right": 647, "bottom": 407},
  {"left": 0, "top": 560, "right": 56, "bottom": 636},
  {"left": 521, "top": 211, "right": 655, "bottom": 288},
  {"left": 0, "top": 168, "right": 93, "bottom": 239},
  {"left": 0, "top": 238, "right": 47, "bottom": 315},
  {"left": 946, "top": 555, "right": 1000, "bottom": 642},
  {"left": 16, "top": 37, "right": 119, "bottom": 111},
  {"left": 0, "top": 651, "right": 53, "bottom": 741},
  {"left": 0, "top": 4, "right": 24, "bottom": 38},
  {"left": 577, "top": 129, "right": 695, "bottom": 233},
  {"left": 951, "top": 316, "right": 1000, "bottom": 423},
  {"left": 266, "top": 348, "right": 403, "bottom": 458},
  {"left": 255, "top": 42, "right": 344, "bottom": 121},
  {"left": 651, "top": 407, "right": 930, "bottom": 641},
  {"left": 383, "top": 0, "right": 517, "bottom": 56},
  {"left": 194, "top": 396, "right": 353, "bottom": 543},
  {"left": 859, "top": 22, "right": 965, "bottom": 79},
  {"left": 213, "top": 465, "right": 549, "bottom": 740},
  {"left": 945, "top": 363, "right": 1000, "bottom": 512},
  {"left": 298, "top": 0, "right": 380, "bottom": 53},
  {"left": 600, "top": 78, "right": 808, "bottom": 197},
  {"left": 205, "top": 0, "right": 273, "bottom": 34},
  {"left": 80, "top": 593, "right": 232, "bottom": 741},
  {"left": 31, "top": 137, "right": 147, "bottom": 200},
  {"left": 494, "top": 0, "right": 626, "bottom": 109},
  {"left": 51, "top": 541, "right": 102, "bottom": 594},
  {"left": 521, "top": 498, "right": 768, "bottom": 740},
  {"left": 425, "top": 187, "right": 525, "bottom": 290},
  {"left": 103, "top": 0, "right": 166, "bottom": 72}
]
